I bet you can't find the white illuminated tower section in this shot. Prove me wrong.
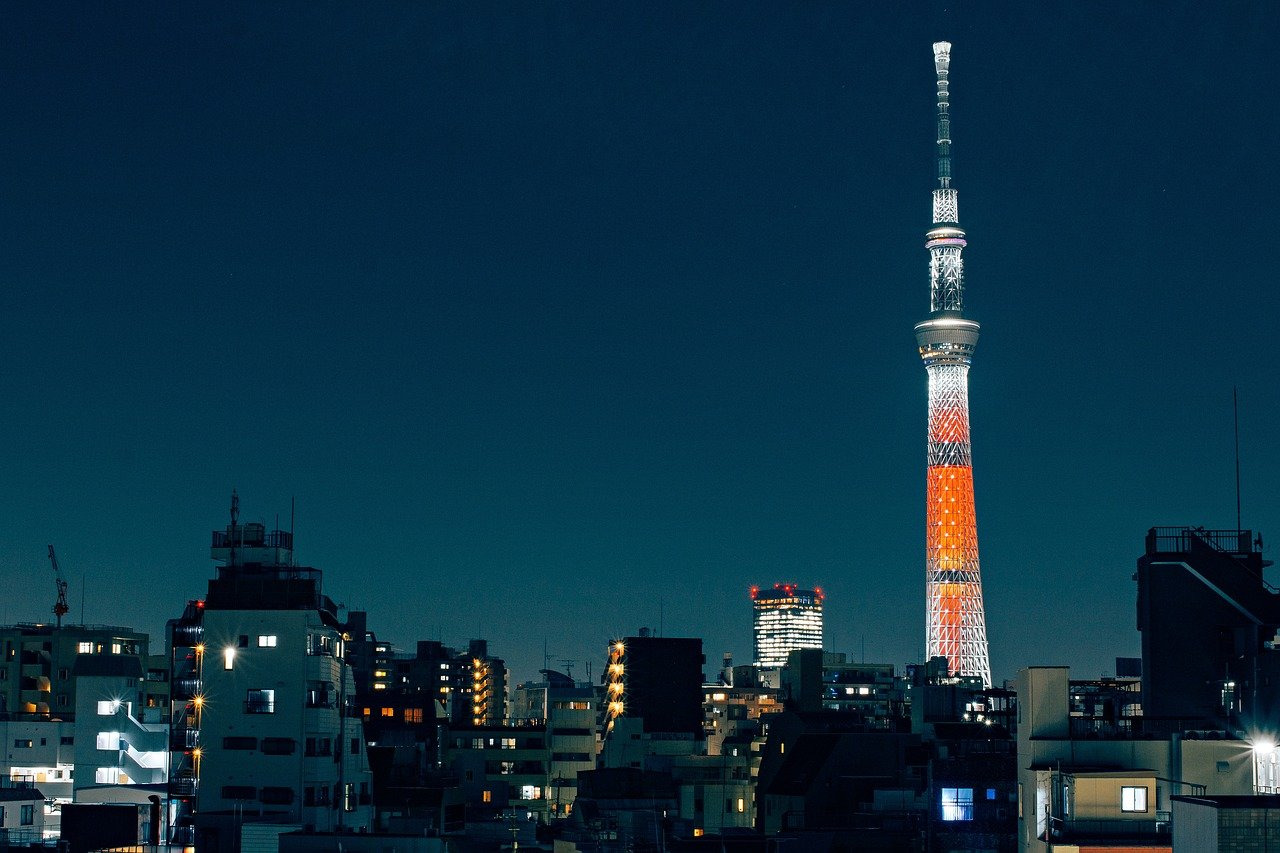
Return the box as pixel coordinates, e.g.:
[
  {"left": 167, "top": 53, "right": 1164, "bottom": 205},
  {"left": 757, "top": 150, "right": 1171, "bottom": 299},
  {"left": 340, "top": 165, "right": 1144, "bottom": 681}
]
[{"left": 914, "top": 41, "right": 991, "bottom": 687}]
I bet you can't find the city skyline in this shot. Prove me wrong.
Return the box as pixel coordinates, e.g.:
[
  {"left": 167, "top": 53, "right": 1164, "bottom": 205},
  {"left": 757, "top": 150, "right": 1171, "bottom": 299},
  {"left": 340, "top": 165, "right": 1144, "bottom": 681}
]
[{"left": 0, "top": 4, "right": 1277, "bottom": 685}]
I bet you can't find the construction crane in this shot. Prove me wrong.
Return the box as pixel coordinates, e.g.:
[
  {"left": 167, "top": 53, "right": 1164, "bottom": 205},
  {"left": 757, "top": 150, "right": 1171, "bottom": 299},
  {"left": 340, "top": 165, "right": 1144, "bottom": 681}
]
[{"left": 48, "top": 545, "right": 69, "bottom": 628}]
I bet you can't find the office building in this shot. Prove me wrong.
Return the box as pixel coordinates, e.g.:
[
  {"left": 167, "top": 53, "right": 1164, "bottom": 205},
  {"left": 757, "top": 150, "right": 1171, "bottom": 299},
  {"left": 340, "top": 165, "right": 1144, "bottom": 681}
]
[{"left": 750, "top": 584, "right": 823, "bottom": 668}]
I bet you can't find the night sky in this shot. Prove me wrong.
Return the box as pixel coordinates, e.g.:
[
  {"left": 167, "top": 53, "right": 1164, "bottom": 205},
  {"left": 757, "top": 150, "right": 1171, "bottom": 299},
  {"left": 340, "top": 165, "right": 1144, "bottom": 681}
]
[{"left": 1, "top": 4, "right": 1276, "bottom": 687}]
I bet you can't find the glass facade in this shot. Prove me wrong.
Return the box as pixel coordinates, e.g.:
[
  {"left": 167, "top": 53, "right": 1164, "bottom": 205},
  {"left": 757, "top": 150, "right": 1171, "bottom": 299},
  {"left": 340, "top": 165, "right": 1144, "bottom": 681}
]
[{"left": 751, "top": 584, "right": 823, "bottom": 668}]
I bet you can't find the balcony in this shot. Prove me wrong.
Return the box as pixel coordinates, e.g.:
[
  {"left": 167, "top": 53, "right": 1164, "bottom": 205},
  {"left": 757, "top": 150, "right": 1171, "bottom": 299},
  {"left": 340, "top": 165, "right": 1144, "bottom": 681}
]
[
  {"left": 170, "top": 728, "right": 199, "bottom": 750},
  {"left": 170, "top": 777, "right": 198, "bottom": 797}
]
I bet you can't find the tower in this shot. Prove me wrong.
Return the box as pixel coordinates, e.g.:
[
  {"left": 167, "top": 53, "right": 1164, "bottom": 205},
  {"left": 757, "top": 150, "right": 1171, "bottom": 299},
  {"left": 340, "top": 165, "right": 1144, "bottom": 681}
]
[
  {"left": 914, "top": 42, "right": 992, "bottom": 686},
  {"left": 750, "top": 583, "right": 824, "bottom": 668}
]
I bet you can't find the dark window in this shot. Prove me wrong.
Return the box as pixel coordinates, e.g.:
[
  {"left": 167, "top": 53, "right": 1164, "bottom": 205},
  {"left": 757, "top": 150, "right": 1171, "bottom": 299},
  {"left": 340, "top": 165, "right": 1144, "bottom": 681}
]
[
  {"left": 20, "top": 805, "right": 33, "bottom": 826},
  {"left": 303, "top": 788, "right": 316, "bottom": 807},
  {"left": 261, "top": 738, "right": 296, "bottom": 755},
  {"left": 350, "top": 737, "right": 360, "bottom": 755},
  {"left": 58, "top": 668, "right": 69, "bottom": 680},
  {"left": 56, "top": 695, "right": 67, "bottom": 707},
  {"left": 305, "top": 737, "right": 332, "bottom": 757},
  {"left": 223, "top": 737, "right": 257, "bottom": 750},
  {"left": 238, "top": 635, "right": 249, "bottom": 648},
  {"left": 13, "top": 740, "right": 31, "bottom": 748},
  {"left": 260, "top": 787, "right": 295, "bottom": 805},
  {"left": 60, "top": 736, "right": 73, "bottom": 745},
  {"left": 245, "top": 689, "right": 275, "bottom": 714},
  {"left": 222, "top": 786, "right": 256, "bottom": 800}
]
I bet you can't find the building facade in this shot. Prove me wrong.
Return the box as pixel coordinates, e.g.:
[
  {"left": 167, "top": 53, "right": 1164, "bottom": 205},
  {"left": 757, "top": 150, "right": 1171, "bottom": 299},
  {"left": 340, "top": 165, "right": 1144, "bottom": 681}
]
[
  {"left": 750, "top": 584, "right": 823, "bottom": 669},
  {"left": 191, "top": 500, "right": 373, "bottom": 852}
]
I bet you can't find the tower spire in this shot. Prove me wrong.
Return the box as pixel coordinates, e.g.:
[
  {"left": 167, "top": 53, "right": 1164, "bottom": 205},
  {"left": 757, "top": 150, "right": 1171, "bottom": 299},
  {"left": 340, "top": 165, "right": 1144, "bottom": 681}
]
[
  {"left": 914, "top": 41, "right": 991, "bottom": 687},
  {"left": 934, "top": 40, "right": 952, "bottom": 189}
]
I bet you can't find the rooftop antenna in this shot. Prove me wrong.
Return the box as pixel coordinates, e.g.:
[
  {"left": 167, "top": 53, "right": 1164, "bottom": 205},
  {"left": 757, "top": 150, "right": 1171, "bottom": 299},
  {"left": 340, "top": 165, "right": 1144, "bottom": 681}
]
[
  {"left": 229, "top": 489, "right": 240, "bottom": 567},
  {"left": 1234, "top": 387, "right": 1242, "bottom": 533}
]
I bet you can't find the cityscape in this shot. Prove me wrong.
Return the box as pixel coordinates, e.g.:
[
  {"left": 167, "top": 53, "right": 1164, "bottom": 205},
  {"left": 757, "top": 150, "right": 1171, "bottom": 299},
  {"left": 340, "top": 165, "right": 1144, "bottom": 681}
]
[{"left": 2, "top": 4, "right": 1279, "bottom": 853}]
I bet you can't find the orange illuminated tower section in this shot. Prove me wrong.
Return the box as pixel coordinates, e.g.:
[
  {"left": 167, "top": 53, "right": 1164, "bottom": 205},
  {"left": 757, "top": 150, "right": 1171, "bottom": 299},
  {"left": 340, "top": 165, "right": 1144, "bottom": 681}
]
[{"left": 914, "top": 41, "right": 991, "bottom": 686}]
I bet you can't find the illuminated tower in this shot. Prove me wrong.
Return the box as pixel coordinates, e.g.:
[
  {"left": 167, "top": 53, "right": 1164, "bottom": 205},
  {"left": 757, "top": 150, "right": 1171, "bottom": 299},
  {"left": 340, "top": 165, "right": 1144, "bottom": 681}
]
[
  {"left": 750, "top": 583, "right": 824, "bottom": 668},
  {"left": 914, "top": 41, "right": 991, "bottom": 686}
]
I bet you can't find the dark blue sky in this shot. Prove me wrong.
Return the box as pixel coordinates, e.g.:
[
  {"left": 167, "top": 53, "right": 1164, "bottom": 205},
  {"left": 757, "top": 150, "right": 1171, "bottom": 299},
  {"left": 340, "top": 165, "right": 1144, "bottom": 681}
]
[{"left": 1, "top": 3, "right": 1275, "bottom": 685}]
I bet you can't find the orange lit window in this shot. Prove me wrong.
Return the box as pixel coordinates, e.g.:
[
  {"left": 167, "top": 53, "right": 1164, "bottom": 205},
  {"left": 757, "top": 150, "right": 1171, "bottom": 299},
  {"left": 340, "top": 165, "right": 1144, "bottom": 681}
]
[
  {"left": 380, "top": 708, "right": 394, "bottom": 718},
  {"left": 482, "top": 790, "right": 492, "bottom": 803}
]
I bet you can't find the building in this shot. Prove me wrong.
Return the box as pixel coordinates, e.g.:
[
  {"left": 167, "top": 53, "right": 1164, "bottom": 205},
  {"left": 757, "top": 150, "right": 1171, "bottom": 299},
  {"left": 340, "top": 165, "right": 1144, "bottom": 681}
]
[
  {"left": 191, "top": 496, "right": 373, "bottom": 852},
  {"left": 0, "top": 782, "right": 47, "bottom": 846},
  {"left": 1171, "top": 795, "right": 1280, "bottom": 851},
  {"left": 1136, "top": 526, "right": 1278, "bottom": 726},
  {"left": 914, "top": 41, "right": 992, "bottom": 687},
  {"left": 604, "top": 632, "right": 704, "bottom": 739},
  {"left": 781, "top": 649, "right": 904, "bottom": 727},
  {"left": 509, "top": 670, "right": 597, "bottom": 818},
  {"left": 444, "top": 723, "right": 549, "bottom": 821},
  {"left": 750, "top": 584, "right": 823, "bottom": 668},
  {"left": 70, "top": 654, "right": 168, "bottom": 819},
  {"left": 0, "top": 623, "right": 149, "bottom": 717},
  {"left": 1016, "top": 666, "right": 1254, "bottom": 852}
]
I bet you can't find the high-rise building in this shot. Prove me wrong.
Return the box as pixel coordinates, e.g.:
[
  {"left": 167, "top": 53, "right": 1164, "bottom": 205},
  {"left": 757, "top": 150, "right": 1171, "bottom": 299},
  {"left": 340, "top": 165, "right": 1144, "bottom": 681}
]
[
  {"left": 914, "top": 41, "right": 992, "bottom": 686},
  {"left": 750, "top": 584, "right": 823, "bottom": 668}
]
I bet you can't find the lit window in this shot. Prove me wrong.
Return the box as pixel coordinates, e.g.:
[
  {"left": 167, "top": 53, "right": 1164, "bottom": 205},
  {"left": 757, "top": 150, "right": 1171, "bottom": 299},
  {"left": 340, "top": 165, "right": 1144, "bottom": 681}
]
[
  {"left": 736, "top": 797, "right": 745, "bottom": 813},
  {"left": 96, "top": 700, "right": 118, "bottom": 716},
  {"left": 1121, "top": 786, "right": 1148, "bottom": 812},
  {"left": 940, "top": 787, "right": 974, "bottom": 821},
  {"left": 77, "top": 642, "right": 93, "bottom": 654},
  {"left": 111, "top": 642, "right": 122, "bottom": 654},
  {"left": 380, "top": 708, "right": 394, "bottom": 718},
  {"left": 520, "top": 785, "right": 542, "bottom": 800},
  {"left": 257, "top": 635, "right": 277, "bottom": 648},
  {"left": 223, "top": 648, "right": 236, "bottom": 670},
  {"left": 501, "top": 738, "right": 516, "bottom": 750},
  {"left": 404, "top": 708, "right": 422, "bottom": 723},
  {"left": 482, "top": 790, "right": 492, "bottom": 803},
  {"left": 95, "top": 732, "right": 121, "bottom": 750}
]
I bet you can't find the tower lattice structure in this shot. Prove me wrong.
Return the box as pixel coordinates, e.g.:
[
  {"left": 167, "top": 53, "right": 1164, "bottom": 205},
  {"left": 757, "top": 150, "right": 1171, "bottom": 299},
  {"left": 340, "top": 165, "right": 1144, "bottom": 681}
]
[{"left": 914, "top": 41, "right": 991, "bottom": 687}]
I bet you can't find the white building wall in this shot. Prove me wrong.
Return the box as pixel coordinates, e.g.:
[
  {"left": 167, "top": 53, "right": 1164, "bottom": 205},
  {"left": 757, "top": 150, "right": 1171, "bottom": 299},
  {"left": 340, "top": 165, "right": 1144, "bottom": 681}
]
[{"left": 198, "top": 609, "right": 372, "bottom": 831}]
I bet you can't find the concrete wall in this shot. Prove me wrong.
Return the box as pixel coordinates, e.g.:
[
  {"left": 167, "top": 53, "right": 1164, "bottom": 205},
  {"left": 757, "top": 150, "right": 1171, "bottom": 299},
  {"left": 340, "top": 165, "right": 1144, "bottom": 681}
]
[
  {"left": 1069, "top": 774, "right": 1154, "bottom": 821},
  {"left": 1170, "top": 799, "right": 1219, "bottom": 852}
]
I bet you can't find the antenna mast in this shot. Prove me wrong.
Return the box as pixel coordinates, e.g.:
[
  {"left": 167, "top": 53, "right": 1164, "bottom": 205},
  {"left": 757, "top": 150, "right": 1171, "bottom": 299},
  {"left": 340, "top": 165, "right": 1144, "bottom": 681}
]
[{"left": 1234, "top": 387, "right": 1242, "bottom": 532}]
